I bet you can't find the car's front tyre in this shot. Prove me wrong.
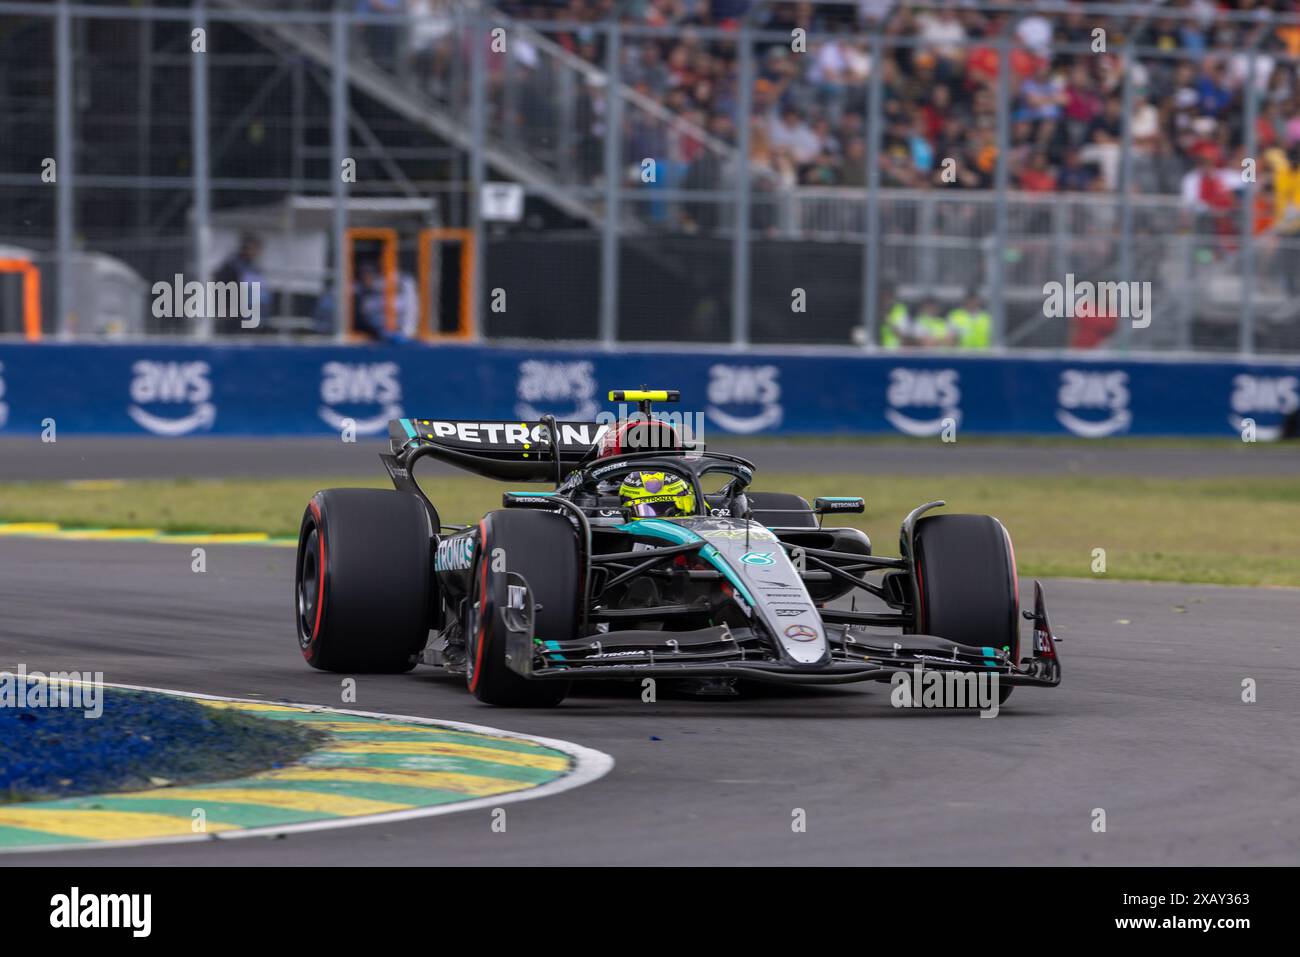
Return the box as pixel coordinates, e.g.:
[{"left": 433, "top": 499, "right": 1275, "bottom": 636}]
[
  {"left": 464, "top": 510, "right": 576, "bottom": 707},
  {"left": 911, "top": 513, "right": 1019, "bottom": 704}
]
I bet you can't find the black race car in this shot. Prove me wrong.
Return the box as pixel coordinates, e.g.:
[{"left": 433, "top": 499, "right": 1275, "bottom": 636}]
[{"left": 294, "top": 390, "right": 1061, "bottom": 707}]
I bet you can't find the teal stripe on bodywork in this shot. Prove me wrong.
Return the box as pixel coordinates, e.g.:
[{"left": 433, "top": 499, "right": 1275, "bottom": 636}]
[
  {"left": 614, "top": 520, "right": 757, "bottom": 606},
  {"left": 699, "top": 544, "right": 757, "bottom": 606},
  {"left": 625, "top": 518, "right": 702, "bottom": 545},
  {"left": 400, "top": 419, "right": 418, "bottom": 439}
]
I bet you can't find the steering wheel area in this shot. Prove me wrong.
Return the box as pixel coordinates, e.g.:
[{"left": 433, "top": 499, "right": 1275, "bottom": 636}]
[{"left": 572, "top": 452, "right": 756, "bottom": 519}]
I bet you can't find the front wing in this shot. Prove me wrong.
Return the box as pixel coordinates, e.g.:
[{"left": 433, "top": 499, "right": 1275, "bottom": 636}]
[{"left": 493, "top": 571, "right": 1062, "bottom": 690}]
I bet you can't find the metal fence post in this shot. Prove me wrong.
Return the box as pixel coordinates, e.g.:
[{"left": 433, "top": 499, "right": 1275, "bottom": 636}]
[
  {"left": 730, "top": 19, "right": 754, "bottom": 348},
  {"left": 860, "top": 30, "right": 884, "bottom": 349},
  {"left": 558, "top": 65, "right": 575, "bottom": 186},
  {"left": 55, "top": 0, "right": 73, "bottom": 337},
  {"left": 991, "top": 28, "right": 1011, "bottom": 348},
  {"left": 918, "top": 194, "right": 936, "bottom": 288},
  {"left": 1117, "top": 42, "right": 1135, "bottom": 352},
  {"left": 1052, "top": 198, "right": 1068, "bottom": 289},
  {"left": 1240, "top": 38, "right": 1261, "bottom": 355},
  {"left": 330, "top": 2, "right": 349, "bottom": 341},
  {"left": 598, "top": 15, "right": 622, "bottom": 347},
  {"left": 469, "top": 6, "right": 486, "bottom": 341},
  {"left": 192, "top": 0, "right": 212, "bottom": 339}
]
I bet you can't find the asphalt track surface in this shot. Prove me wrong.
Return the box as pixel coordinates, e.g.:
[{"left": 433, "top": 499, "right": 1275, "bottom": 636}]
[
  {"left": 3, "top": 435, "right": 1300, "bottom": 480},
  {"left": 2, "top": 535, "right": 1297, "bottom": 866},
  {"left": 2, "top": 436, "right": 1296, "bottom": 864}
]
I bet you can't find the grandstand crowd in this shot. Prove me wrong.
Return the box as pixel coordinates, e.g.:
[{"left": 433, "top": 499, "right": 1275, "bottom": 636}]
[{"left": 367, "top": 0, "right": 1300, "bottom": 233}]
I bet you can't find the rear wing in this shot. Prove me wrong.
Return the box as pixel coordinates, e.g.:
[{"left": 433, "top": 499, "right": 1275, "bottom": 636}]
[{"left": 388, "top": 417, "right": 609, "bottom": 482}]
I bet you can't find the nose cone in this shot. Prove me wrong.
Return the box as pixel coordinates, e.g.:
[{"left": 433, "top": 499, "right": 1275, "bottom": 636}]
[{"left": 691, "top": 518, "right": 829, "bottom": 666}]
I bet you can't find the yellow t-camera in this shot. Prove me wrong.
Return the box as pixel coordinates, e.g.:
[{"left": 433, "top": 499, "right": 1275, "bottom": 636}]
[{"left": 608, "top": 390, "right": 680, "bottom": 403}]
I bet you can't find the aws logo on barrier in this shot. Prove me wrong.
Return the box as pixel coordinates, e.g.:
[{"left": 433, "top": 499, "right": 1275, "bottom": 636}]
[
  {"left": 319, "top": 362, "right": 403, "bottom": 436},
  {"left": 1230, "top": 374, "right": 1298, "bottom": 440},
  {"left": 885, "top": 368, "right": 960, "bottom": 436},
  {"left": 706, "top": 365, "right": 782, "bottom": 434},
  {"left": 128, "top": 361, "right": 215, "bottom": 435},
  {"left": 515, "top": 360, "right": 599, "bottom": 420},
  {"left": 1056, "top": 369, "right": 1131, "bottom": 437}
]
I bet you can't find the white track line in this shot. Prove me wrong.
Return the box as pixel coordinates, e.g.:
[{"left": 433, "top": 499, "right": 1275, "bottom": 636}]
[{"left": 2, "top": 680, "right": 615, "bottom": 855}]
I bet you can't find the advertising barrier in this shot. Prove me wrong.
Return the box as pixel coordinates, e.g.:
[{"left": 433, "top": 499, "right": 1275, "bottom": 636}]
[{"left": 0, "top": 342, "right": 1297, "bottom": 439}]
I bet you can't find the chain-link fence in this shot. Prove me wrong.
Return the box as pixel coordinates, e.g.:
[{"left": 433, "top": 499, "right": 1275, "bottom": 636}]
[{"left": 2, "top": 0, "right": 1299, "bottom": 354}]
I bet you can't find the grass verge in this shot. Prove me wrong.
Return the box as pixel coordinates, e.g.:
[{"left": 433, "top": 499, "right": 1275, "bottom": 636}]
[{"left": 2, "top": 474, "right": 1298, "bottom": 587}]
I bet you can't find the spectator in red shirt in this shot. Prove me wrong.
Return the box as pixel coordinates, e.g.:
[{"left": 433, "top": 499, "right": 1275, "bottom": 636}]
[
  {"left": 1069, "top": 299, "right": 1118, "bottom": 349},
  {"left": 1019, "top": 151, "right": 1057, "bottom": 192}
]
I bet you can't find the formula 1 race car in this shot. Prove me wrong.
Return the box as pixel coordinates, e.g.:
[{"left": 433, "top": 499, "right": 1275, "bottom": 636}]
[{"left": 293, "top": 390, "right": 1061, "bottom": 707}]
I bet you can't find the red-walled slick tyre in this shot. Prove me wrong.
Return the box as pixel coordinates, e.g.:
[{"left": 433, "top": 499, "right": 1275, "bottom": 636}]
[{"left": 296, "top": 488, "right": 432, "bottom": 673}]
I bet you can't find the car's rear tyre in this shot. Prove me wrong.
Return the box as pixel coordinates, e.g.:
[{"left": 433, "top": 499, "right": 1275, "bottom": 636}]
[
  {"left": 746, "top": 491, "right": 817, "bottom": 528},
  {"left": 465, "top": 510, "right": 576, "bottom": 707},
  {"left": 296, "top": 488, "right": 432, "bottom": 673},
  {"left": 912, "top": 514, "right": 1019, "bottom": 704}
]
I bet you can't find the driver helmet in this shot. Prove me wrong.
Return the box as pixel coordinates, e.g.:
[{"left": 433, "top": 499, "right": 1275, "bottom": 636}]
[
  {"left": 618, "top": 471, "right": 696, "bottom": 519},
  {"left": 597, "top": 419, "right": 684, "bottom": 458}
]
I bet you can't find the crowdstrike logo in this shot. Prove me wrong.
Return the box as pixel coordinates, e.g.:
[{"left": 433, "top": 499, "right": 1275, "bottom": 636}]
[
  {"left": 1056, "top": 369, "right": 1131, "bottom": 437},
  {"left": 127, "top": 360, "right": 215, "bottom": 435},
  {"left": 884, "top": 368, "right": 961, "bottom": 436},
  {"left": 318, "top": 361, "right": 403, "bottom": 435},
  {"left": 1229, "top": 374, "right": 1298, "bottom": 440},
  {"left": 705, "top": 364, "right": 782, "bottom": 434},
  {"left": 515, "top": 360, "right": 599, "bottom": 420}
]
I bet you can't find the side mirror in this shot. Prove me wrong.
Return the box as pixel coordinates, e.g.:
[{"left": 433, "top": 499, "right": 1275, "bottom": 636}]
[{"left": 814, "top": 496, "right": 865, "bottom": 515}]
